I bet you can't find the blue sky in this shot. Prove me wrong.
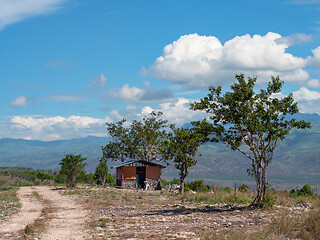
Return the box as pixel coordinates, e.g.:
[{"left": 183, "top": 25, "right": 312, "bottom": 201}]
[{"left": 1, "top": 0, "right": 320, "bottom": 140}]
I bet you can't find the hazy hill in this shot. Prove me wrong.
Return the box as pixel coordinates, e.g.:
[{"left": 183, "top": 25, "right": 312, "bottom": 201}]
[
  {"left": 0, "top": 136, "right": 108, "bottom": 171},
  {"left": 0, "top": 113, "right": 319, "bottom": 190}
]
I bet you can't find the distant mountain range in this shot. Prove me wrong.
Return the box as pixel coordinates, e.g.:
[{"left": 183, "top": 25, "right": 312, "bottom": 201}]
[{"left": 0, "top": 113, "right": 319, "bottom": 191}]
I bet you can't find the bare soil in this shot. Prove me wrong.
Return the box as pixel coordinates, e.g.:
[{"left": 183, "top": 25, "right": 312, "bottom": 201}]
[
  {"left": 0, "top": 186, "right": 312, "bottom": 240},
  {"left": 0, "top": 186, "right": 89, "bottom": 240},
  {"left": 0, "top": 186, "right": 43, "bottom": 239}
]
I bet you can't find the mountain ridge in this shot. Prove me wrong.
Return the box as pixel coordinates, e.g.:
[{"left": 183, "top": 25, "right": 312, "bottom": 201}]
[{"left": 0, "top": 113, "right": 319, "bottom": 190}]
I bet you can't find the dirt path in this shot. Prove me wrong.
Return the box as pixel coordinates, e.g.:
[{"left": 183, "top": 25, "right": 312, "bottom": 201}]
[
  {"left": 0, "top": 186, "right": 43, "bottom": 239},
  {"left": 36, "top": 186, "right": 89, "bottom": 240},
  {"left": 0, "top": 186, "right": 89, "bottom": 240}
]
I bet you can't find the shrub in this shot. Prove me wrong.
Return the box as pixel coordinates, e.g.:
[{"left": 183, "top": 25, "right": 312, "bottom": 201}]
[
  {"left": 238, "top": 184, "right": 250, "bottom": 192},
  {"left": 184, "top": 180, "right": 211, "bottom": 192},
  {"left": 221, "top": 187, "right": 233, "bottom": 193},
  {"left": 290, "top": 185, "right": 314, "bottom": 197}
]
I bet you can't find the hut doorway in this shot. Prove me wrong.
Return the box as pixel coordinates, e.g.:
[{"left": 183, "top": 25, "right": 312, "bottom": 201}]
[{"left": 136, "top": 166, "right": 146, "bottom": 188}]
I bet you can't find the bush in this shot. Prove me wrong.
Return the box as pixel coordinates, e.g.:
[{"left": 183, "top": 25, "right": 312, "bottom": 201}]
[
  {"left": 290, "top": 185, "right": 314, "bottom": 197},
  {"left": 238, "top": 184, "right": 250, "bottom": 192},
  {"left": 185, "top": 180, "right": 211, "bottom": 192},
  {"left": 221, "top": 187, "right": 233, "bottom": 193}
]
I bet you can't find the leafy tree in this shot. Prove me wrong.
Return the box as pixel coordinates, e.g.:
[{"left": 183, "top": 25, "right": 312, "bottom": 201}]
[
  {"left": 191, "top": 74, "right": 311, "bottom": 205},
  {"left": 36, "top": 171, "right": 52, "bottom": 182},
  {"left": 59, "top": 154, "right": 86, "bottom": 188},
  {"left": 162, "top": 127, "right": 201, "bottom": 193},
  {"left": 103, "top": 111, "right": 169, "bottom": 162},
  {"left": 95, "top": 157, "right": 110, "bottom": 187}
]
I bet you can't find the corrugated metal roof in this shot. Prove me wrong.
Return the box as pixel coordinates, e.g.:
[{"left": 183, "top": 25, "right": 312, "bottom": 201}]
[{"left": 112, "top": 159, "right": 166, "bottom": 168}]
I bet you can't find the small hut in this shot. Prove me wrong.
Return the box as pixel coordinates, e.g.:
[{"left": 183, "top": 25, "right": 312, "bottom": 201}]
[{"left": 114, "top": 159, "right": 166, "bottom": 190}]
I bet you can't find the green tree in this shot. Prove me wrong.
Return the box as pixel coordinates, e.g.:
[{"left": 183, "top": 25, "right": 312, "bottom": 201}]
[
  {"left": 59, "top": 154, "right": 86, "bottom": 188},
  {"left": 36, "top": 171, "right": 52, "bottom": 182},
  {"left": 162, "top": 127, "right": 201, "bottom": 193},
  {"left": 95, "top": 157, "right": 109, "bottom": 187},
  {"left": 191, "top": 74, "right": 311, "bottom": 206},
  {"left": 103, "top": 111, "right": 169, "bottom": 162}
]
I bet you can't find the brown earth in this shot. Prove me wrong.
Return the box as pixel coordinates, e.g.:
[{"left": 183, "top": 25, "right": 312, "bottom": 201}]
[
  {"left": 0, "top": 186, "right": 312, "bottom": 240},
  {"left": 0, "top": 186, "right": 89, "bottom": 240}
]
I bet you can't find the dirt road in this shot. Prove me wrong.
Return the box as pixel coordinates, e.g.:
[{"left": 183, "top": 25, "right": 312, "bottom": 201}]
[
  {"left": 0, "top": 186, "right": 43, "bottom": 239},
  {"left": 0, "top": 186, "right": 89, "bottom": 240}
]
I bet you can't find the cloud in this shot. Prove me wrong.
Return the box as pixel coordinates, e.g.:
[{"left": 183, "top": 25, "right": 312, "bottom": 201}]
[
  {"left": 275, "top": 33, "right": 313, "bottom": 46},
  {"left": 293, "top": 87, "right": 320, "bottom": 101},
  {"left": 5, "top": 115, "right": 111, "bottom": 141},
  {"left": 106, "top": 82, "right": 174, "bottom": 103},
  {"left": 292, "top": 87, "right": 320, "bottom": 114},
  {"left": 11, "top": 96, "right": 35, "bottom": 107},
  {"left": 307, "top": 79, "right": 320, "bottom": 88},
  {"left": 0, "top": 0, "right": 66, "bottom": 30},
  {"left": 85, "top": 73, "right": 107, "bottom": 89},
  {"left": 141, "top": 98, "right": 207, "bottom": 126},
  {"left": 147, "top": 32, "right": 309, "bottom": 89},
  {"left": 308, "top": 46, "right": 320, "bottom": 68},
  {"left": 48, "top": 94, "right": 86, "bottom": 102}
]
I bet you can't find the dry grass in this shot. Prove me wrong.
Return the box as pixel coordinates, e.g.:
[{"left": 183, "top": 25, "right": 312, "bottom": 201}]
[
  {"left": 0, "top": 186, "right": 19, "bottom": 220},
  {"left": 201, "top": 198, "right": 320, "bottom": 240},
  {"left": 179, "top": 190, "right": 253, "bottom": 205},
  {"left": 58, "top": 185, "right": 320, "bottom": 239}
]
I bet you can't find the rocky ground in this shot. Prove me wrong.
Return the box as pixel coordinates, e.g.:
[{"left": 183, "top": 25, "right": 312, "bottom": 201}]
[
  {"left": 68, "top": 187, "right": 311, "bottom": 240},
  {"left": 0, "top": 186, "right": 314, "bottom": 240}
]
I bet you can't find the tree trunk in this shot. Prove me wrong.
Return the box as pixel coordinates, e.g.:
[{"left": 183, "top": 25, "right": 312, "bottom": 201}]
[
  {"left": 180, "top": 177, "right": 185, "bottom": 194},
  {"left": 252, "top": 161, "right": 268, "bottom": 206},
  {"left": 101, "top": 175, "right": 106, "bottom": 188}
]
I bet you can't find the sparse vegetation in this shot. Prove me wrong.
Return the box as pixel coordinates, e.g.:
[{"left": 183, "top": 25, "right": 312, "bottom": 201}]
[{"left": 0, "top": 186, "right": 19, "bottom": 220}]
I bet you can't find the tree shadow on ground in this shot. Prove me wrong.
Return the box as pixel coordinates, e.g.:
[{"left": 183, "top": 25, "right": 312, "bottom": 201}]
[{"left": 143, "top": 205, "right": 249, "bottom": 217}]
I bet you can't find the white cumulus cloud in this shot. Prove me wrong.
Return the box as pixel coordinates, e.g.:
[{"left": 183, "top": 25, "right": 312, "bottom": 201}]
[
  {"left": 0, "top": 0, "right": 66, "bottom": 30},
  {"left": 147, "top": 32, "right": 309, "bottom": 89},
  {"left": 308, "top": 46, "right": 320, "bottom": 68},
  {"left": 292, "top": 87, "right": 320, "bottom": 114},
  {"left": 7, "top": 115, "right": 112, "bottom": 140},
  {"left": 307, "top": 79, "right": 320, "bottom": 88},
  {"left": 275, "top": 33, "right": 313, "bottom": 46},
  {"left": 106, "top": 82, "right": 174, "bottom": 103},
  {"left": 141, "top": 98, "right": 206, "bottom": 126},
  {"left": 293, "top": 87, "right": 320, "bottom": 101}
]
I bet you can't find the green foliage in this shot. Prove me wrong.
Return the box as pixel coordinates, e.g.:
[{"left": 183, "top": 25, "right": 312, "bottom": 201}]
[
  {"left": 290, "top": 184, "right": 314, "bottom": 197},
  {"left": 184, "top": 180, "right": 211, "bottom": 192},
  {"left": 238, "top": 184, "right": 250, "bottom": 192},
  {"left": 0, "top": 167, "right": 57, "bottom": 186},
  {"left": 84, "top": 173, "right": 96, "bottom": 184},
  {"left": 103, "top": 111, "right": 169, "bottom": 162},
  {"left": 162, "top": 127, "right": 201, "bottom": 193},
  {"left": 54, "top": 173, "right": 66, "bottom": 184},
  {"left": 59, "top": 154, "right": 86, "bottom": 188},
  {"left": 95, "top": 158, "right": 111, "bottom": 187},
  {"left": 36, "top": 171, "right": 53, "bottom": 181},
  {"left": 191, "top": 74, "right": 311, "bottom": 204},
  {"left": 221, "top": 187, "right": 233, "bottom": 193},
  {"left": 262, "top": 194, "right": 276, "bottom": 208}
]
